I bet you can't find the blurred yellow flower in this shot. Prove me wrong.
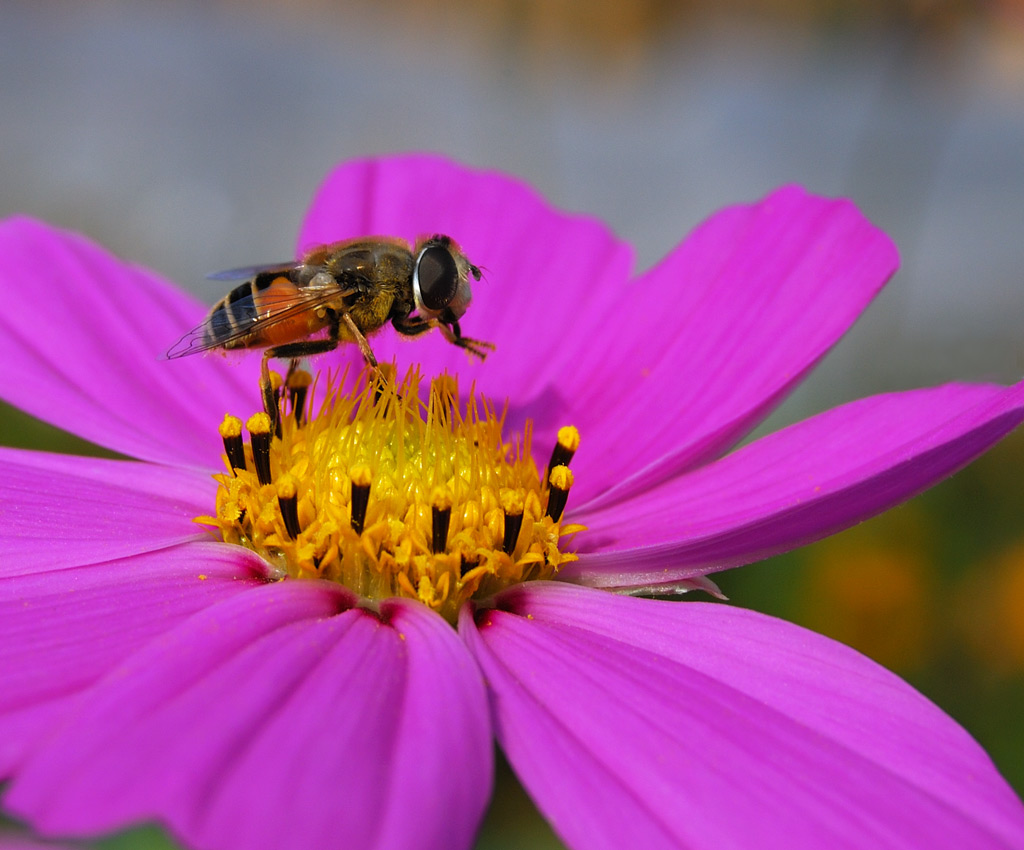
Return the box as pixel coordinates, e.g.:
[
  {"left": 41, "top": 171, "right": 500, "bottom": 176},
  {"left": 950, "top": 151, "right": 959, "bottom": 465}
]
[
  {"left": 960, "top": 540, "right": 1024, "bottom": 673},
  {"left": 798, "top": 524, "right": 935, "bottom": 672}
]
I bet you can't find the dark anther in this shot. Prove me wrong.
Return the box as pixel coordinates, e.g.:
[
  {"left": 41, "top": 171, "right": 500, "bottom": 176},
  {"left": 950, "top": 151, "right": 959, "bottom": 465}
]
[
  {"left": 350, "top": 466, "right": 372, "bottom": 535},
  {"left": 502, "top": 510, "right": 524, "bottom": 556},
  {"left": 545, "top": 426, "right": 580, "bottom": 490},
  {"left": 431, "top": 495, "right": 452, "bottom": 554},
  {"left": 223, "top": 434, "right": 246, "bottom": 473},
  {"left": 460, "top": 554, "right": 480, "bottom": 577},
  {"left": 219, "top": 415, "right": 246, "bottom": 474},
  {"left": 500, "top": 490, "right": 525, "bottom": 556},
  {"left": 247, "top": 413, "right": 273, "bottom": 486},
  {"left": 287, "top": 370, "right": 313, "bottom": 426},
  {"left": 278, "top": 480, "right": 301, "bottom": 540},
  {"left": 545, "top": 465, "right": 574, "bottom": 522}
]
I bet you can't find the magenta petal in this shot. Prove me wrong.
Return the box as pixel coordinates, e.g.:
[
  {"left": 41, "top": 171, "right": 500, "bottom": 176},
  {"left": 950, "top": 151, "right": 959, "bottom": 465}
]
[
  {"left": 567, "top": 381, "right": 1024, "bottom": 588},
  {"left": 6, "top": 584, "right": 491, "bottom": 850},
  {"left": 462, "top": 583, "right": 1024, "bottom": 850},
  {"left": 570, "top": 185, "right": 899, "bottom": 508},
  {"left": 299, "top": 155, "right": 634, "bottom": 424},
  {"left": 0, "top": 447, "right": 214, "bottom": 575},
  {"left": 0, "top": 542, "right": 265, "bottom": 775},
  {"left": 0, "top": 217, "right": 261, "bottom": 466},
  {"left": 301, "top": 162, "right": 898, "bottom": 498}
]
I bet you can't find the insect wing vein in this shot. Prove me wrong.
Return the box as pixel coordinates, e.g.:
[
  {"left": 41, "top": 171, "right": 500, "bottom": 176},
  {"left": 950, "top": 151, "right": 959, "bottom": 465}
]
[
  {"left": 164, "top": 284, "right": 357, "bottom": 358},
  {"left": 206, "top": 261, "right": 295, "bottom": 281}
]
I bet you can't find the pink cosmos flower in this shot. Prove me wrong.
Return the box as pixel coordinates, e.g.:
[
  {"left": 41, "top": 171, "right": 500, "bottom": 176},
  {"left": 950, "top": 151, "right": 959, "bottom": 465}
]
[{"left": 1, "top": 155, "right": 1024, "bottom": 850}]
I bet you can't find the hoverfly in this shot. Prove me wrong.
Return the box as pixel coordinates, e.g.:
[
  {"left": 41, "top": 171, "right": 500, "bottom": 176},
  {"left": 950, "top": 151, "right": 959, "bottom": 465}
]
[{"left": 167, "top": 234, "right": 493, "bottom": 422}]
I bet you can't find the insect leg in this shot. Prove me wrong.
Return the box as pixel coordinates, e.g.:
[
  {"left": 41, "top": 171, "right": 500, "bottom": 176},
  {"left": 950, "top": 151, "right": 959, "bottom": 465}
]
[
  {"left": 260, "top": 349, "right": 278, "bottom": 428},
  {"left": 392, "top": 315, "right": 435, "bottom": 338},
  {"left": 440, "top": 320, "right": 495, "bottom": 361},
  {"left": 261, "top": 339, "right": 341, "bottom": 430},
  {"left": 340, "top": 312, "right": 379, "bottom": 368},
  {"left": 394, "top": 314, "right": 494, "bottom": 360}
]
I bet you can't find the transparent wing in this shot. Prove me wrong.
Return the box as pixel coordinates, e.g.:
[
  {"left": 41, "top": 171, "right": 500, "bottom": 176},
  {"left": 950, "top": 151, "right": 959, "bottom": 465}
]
[
  {"left": 206, "top": 261, "right": 296, "bottom": 282},
  {"left": 164, "top": 282, "right": 358, "bottom": 359},
  {"left": 206, "top": 239, "right": 387, "bottom": 280}
]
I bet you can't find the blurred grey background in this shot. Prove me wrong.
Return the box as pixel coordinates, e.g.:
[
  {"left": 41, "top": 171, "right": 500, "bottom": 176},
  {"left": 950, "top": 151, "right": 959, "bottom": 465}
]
[
  {"left": 1, "top": 2, "right": 1023, "bottom": 848},
  {"left": 2, "top": 0, "right": 1023, "bottom": 412}
]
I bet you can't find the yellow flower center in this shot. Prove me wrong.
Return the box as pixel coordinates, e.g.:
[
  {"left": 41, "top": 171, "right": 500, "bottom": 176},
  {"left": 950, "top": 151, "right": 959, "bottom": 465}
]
[{"left": 198, "top": 366, "right": 584, "bottom": 623}]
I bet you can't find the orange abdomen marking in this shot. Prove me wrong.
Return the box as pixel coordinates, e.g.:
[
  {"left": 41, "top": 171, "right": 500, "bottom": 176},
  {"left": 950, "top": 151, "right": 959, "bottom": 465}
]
[
  {"left": 208, "top": 274, "right": 332, "bottom": 351},
  {"left": 249, "top": 276, "right": 329, "bottom": 347}
]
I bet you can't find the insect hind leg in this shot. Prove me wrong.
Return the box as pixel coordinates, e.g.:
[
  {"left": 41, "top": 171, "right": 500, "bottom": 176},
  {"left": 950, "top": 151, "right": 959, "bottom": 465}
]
[
  {"left": 260, "top": 349, "right": 278, "bottom": 428},
  {"left": 261, "top": 339, "right": 342, "bottom": 432}
]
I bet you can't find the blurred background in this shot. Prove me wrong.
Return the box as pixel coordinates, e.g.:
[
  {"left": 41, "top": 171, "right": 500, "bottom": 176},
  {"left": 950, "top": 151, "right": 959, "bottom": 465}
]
[{"left": 1, "top": 0, "right": 1023, "bottom": 847}]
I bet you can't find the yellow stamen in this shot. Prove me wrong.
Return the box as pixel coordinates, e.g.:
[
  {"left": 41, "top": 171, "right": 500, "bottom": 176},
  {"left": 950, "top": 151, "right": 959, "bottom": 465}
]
[
  {"left": 200, "top": 367, "right": 583, "bottom": 623},
  {"left": 545, "top": 425, "right": 580, "bottom": 489},
  {"left": 219, "top": 414, "right": 246, "bottom": 473},
  {"left": 546, "top": 465, "right": 574, "bottom": 522},
  {"left": 500, "top": 489, "right": 525, "bottom": 556},
  {"left": 246, "top": 413, "right": 273, "bottom": 486},
  {"left": 277, "top": 474, "right": 301, "bottom": 539},
  {"left": 348, "top": 464, "right": 372, "bottom": 535},
  {"left": 286, "top": 368, "right": 314, "bottom": 425},
  {"left": 431, "top": 487, "right": 453, "bottom": 554}
]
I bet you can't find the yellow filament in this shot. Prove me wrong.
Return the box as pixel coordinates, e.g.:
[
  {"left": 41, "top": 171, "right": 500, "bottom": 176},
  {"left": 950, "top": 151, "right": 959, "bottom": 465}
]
[{"left": 200, "top": 367, "right": 581, "bottom": 623}]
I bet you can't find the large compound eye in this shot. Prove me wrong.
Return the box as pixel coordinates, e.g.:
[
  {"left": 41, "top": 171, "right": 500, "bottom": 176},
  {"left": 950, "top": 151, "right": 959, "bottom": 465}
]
[{"left": 415, "top": 245, "right": 459, "bottom": 311}]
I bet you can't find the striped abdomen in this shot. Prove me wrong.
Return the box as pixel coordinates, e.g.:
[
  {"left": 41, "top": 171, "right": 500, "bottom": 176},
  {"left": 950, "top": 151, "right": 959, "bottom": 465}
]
[{"left": 203, "top": 272, "right": 333, "bottom": 351}]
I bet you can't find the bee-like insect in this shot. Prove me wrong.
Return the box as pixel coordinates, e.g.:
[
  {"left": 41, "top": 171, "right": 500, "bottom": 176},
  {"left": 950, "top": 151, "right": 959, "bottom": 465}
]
[{"left": 167, "top": 234, "right": 493, "bottom": 420}]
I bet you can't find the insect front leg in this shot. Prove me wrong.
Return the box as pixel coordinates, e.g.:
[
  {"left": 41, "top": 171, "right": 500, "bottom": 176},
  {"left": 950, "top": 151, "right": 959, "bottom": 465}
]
[
  {"left": 440, "top": 319, "right": 495, "bottom": 361},
  {"left": 394, "top": 315, "right": 494, "bottom": 360},
  {"left": 392, "top": 314, "right": 435, "bottom": 339}
]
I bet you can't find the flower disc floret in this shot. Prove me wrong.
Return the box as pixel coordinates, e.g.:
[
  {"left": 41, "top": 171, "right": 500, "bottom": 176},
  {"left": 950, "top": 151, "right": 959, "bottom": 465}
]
[{"left": 199, "top": 367, "right": 583, "bottom": 623}]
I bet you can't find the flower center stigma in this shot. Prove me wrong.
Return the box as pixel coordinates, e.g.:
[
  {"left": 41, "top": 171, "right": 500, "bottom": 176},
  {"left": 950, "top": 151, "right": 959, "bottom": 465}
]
[{"left": 199, "top": 366, "right": 584, "bottom": 623}]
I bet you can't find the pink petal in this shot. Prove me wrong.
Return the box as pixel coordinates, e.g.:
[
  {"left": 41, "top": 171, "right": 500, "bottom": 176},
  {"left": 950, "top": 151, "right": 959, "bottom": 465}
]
[
  {"left": 303, "top": 163, "right": 898, "bottom": 508},
  {"left": 0, "top": 542, "right": 266, "bottom": 775},
  {"left": 0, "top": 217, "right": 261, "bottom": 466},
  {"left": 6, "top": 582, "right": 491, "bottom": 850},
  {"left": 299, "top": 155, "right": 634, "bottom": 437},
  {"left": 0, "top": 447, "right": 214, "bottom": 576},
  {"left": 567, "top": 381, "right": 1024, "bottom": 589},
  {"left": 462, "top": 583, "right": 1024, "bottom": 850},
  {"left": 571, "top": 185, "right": 899, "bottom": 508}
]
